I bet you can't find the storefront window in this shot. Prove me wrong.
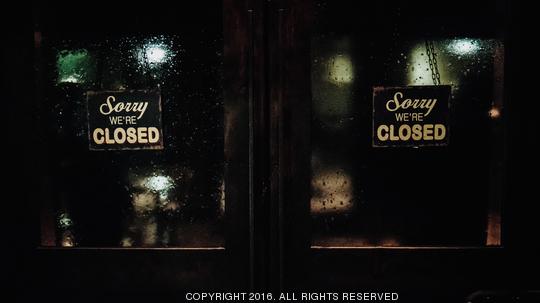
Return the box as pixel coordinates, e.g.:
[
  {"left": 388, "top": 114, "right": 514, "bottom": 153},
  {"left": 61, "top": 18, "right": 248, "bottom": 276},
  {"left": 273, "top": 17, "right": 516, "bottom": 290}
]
[
  {"left": 311, "top": 0, "right": 504, "bottom": 247},
  {"left": 38, "top": 5, "right": 225, "bottom": 248}
]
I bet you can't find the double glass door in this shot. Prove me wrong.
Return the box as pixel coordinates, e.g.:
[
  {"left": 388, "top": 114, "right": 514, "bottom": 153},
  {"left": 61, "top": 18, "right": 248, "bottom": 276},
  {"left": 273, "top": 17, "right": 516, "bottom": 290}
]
[{"left": 18, "top": 0, "right": 523, "bottom": 301}]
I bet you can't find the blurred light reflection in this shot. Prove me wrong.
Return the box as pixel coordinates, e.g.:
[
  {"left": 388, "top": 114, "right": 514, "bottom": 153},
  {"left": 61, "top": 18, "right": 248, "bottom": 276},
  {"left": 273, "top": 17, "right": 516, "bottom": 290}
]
[
  {"left": 489, "top": 106, "right": 501, "bottom": 119},
  {"left": 144, "top": 175, "right": 174, "bottom": 192},
  {"left": 136, "top": 40, "right": 173, "bottom": 67},
  {"left": 56, "top": 49, "right": 95, "bottom": 84},
  {"left": 448, "top": 39, "right": 480, "bottom": 55},
  {"left": 311, "top": 169, "right": 354, "bottom": 214},
  {"left": 145, "top": 45, "right": 167, "bottom": 63},
  {"left": 327, "top": 54, "right": 354, "bottom": 85}
]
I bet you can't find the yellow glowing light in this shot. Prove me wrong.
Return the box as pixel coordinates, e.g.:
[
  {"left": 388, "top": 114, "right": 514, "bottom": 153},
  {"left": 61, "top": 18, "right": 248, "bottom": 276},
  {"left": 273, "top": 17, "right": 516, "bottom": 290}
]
[
  {"left": 61, "top": 232, "right": 75, "bottom": 247},
  {"left": 408, "top": 45, "right": 438, "bottom": 85},
  {"left": 120, "top": 237, "right": 134, "bottom": 247},
  {"left": 61, "top": 239, "right": 74, "bottom": 247},
  {"left": 132, "top": 192, "right": 157, "bottom": 214},
  {"left": 311, "top": 169, "right": 353, "bottom": 214},
  {"left": 327, "top": 55, "right": 354, "bottom": 85},
  {"left": 407, "top": 41, "right": 457, "bottom": 87},
  {"left": 489, "top": 107, "right": 501, "bottom": 119},
  {"left": 379, "top": 237, "right": 400, "bottom": 247}
]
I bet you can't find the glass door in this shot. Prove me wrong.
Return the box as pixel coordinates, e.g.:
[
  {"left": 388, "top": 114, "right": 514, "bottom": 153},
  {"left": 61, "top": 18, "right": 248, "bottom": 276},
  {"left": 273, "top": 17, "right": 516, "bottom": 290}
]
[
  {"left": 21, "top": 0, "right": 253, "bottom": 298},
  {"left": 10, "top": 0, "right": 534, "bottom": 301},
  {"left": 270, "top": 0, "right": 533, "bottom": 302},
  {"left": 308, "top": 0, "right": 505, "bottom": 249}
]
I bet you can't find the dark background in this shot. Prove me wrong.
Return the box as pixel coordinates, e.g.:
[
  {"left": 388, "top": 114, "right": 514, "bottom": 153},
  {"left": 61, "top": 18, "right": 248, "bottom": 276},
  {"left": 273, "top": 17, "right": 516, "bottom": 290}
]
[{"left": 5, "top": 0, "right": 538, "bottom": 302}]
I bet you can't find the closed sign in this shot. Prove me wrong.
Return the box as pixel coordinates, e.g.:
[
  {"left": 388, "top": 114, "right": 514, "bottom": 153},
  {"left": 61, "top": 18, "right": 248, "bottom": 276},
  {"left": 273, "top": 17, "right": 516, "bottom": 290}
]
[
  {"left": 372, "top": 85, "right": 450, "bottom": 147},
  {"left": 87, "top": 90, "right": 164, "bottom": 150}
]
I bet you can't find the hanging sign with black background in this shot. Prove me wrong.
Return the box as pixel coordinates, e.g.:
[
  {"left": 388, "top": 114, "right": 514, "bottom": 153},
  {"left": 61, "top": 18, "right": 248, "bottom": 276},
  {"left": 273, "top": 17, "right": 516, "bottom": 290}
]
[
  {"left": 87, "top": 90, "right": 164, "bottom": 150},
  {"left": 372, "top": 85, "right": 451, "bottom": 147}
]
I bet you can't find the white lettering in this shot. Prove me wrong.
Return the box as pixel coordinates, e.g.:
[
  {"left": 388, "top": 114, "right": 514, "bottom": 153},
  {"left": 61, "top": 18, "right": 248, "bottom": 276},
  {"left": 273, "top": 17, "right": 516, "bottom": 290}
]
[
  {"left": 386, "top": 92, "right": 437, "bottom": 116},
  {"left": 99, "top": 95, "right": 149, "bottom": 119}
]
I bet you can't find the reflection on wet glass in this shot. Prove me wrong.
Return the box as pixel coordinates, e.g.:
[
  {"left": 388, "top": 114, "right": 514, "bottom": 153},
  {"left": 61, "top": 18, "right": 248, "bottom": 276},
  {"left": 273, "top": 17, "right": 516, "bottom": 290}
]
[
  {"left": 311, "top": 4, "right": 504, "bottom": 247},
  {"left": 488, "top": 106, "right": 501, "bottom": 120},
  {"left": 57, "top": 212, "right": 75, "bottom": 247},
  {"left": 407, "top": 39, "right": 496, "bottom": 90},
  {"left": 447, "top": 39, "right": 481, "bottom": 55},
  {"left": 311, "top": 153, "right": 354, "bottom": 215},
  {"left": 41, "top": 29, "right": 225, "bottom": 247},
  {"left": 132, "top": 36, "right": 179, "bottom": 80},
  {"left": 120, "top": 167, "right": 198, "bottom": 247},
  {"left": 312, "top": 37, "right": 355, "bottom": 130},
  {"left": 327, "top": 54, "right": 354, "bottom": 85},
  {"left": 311, "top": 169, "right": 354, "bottom": 214},
  {"left": 57, "top": 49, "right": 96, "bottom": 85}
]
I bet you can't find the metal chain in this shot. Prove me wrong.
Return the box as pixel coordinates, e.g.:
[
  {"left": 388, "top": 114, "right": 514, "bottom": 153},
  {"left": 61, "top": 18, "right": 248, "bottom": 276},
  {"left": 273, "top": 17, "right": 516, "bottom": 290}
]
[{"left": 425, "top": 40, "right": 441, "bottom": 85}]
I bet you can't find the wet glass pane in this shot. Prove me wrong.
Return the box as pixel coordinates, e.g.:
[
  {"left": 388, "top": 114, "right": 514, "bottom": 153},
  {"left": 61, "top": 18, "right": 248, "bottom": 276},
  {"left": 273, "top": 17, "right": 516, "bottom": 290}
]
[
  {"left": 38, "top": 4, "right": 225, "bottom": 247},
  {"left": 311, "top": 0, "right": 504, "bottom": 247}
]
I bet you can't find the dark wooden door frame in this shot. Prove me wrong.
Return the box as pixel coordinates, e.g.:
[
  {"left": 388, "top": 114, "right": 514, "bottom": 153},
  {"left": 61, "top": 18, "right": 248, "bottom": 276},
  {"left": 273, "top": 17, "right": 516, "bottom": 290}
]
[
  {"left": 10, "top": 0, "right": 535, "bottom": 299},
  {"left": 240, "top": 0, "right": 314, "bottom": 291}
]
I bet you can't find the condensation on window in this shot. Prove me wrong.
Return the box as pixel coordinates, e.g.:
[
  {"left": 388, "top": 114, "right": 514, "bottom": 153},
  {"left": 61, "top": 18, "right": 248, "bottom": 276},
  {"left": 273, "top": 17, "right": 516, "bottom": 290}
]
[
  {"left": 311, "top": 13, "right": 504, "bottom": 247},
  {"left": 40, "top": 32, "right": 225, "bottom": 248}
]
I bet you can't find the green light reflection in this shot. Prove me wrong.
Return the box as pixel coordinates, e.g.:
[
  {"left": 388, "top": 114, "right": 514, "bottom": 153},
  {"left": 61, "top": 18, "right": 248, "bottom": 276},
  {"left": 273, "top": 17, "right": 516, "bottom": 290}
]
[{"left": 57, "top": 49, "right": 96, "bottom": 85}]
